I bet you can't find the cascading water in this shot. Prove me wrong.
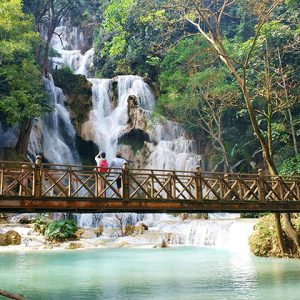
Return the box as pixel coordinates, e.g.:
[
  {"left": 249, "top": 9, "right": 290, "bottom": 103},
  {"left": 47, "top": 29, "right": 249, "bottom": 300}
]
[
  {"left": 82, "top": 75, "right": 156, "bottom": 161},
  {"left": 27, "top": 20, "right": 251, "bottom": 248},
  {"left": 29, "top": 75, "right": 79, "bottom": 164},
  {"left": 28, "top": 76, "right": 79, "bottom": 164},
  {"left": 28, "top": 23, "right": 81, "bottom": 164}
]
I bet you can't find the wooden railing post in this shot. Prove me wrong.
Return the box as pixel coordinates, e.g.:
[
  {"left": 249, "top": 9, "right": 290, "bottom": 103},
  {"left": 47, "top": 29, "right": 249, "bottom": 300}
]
[
  {"left": 33, "top": 155, "right": 42, "bottom": 198},
  {"left": 224, "top": 174, "right": 229, "bottom": 201},
  {"left": 122, "top": 162, "right": 129, "bottom": 200},
  {"left": 95, "top": 168, "right": 99, "bottom": 197},
  {"left": 275, "top": 176, "right": 284, "bottom": 201},
  {"left": 19, "top": 164, "right": 28, "bottom": 196},
  {"left": 258, "top": 169, "right": 265, "bottom": 201},
  {"left": 195, "top": 166, "right": 203, "bottom": 201},
  {"left": 238, "top": 174, "right": 243, "bottom": 201},
  {"left": 150, "top": 171, "right": 155, "bottom": 198},
  {"left": 68, "top": 167, "right": 72, "bottom": 197},
  {"left": 0, "top": 163, "right": 3, "bottom": 195},
  {"left": 165, "top": 172, "right": 173, "bottom": 199}
]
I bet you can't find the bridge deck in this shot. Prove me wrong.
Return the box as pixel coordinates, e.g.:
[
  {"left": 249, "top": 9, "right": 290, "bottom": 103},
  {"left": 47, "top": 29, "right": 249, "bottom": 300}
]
[{"left": 0, "top": 159, "right": 299, "bottom": 213}]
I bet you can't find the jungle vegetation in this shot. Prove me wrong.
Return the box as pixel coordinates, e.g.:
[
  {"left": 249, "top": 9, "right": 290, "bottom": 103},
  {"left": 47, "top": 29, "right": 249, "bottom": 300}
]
[{"left": 0, "top": 0, "right": 299, "bottom": 256}]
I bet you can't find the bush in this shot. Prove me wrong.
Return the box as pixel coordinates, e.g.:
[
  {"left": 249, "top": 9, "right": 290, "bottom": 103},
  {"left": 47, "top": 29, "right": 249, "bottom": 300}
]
[
  {"left": 278, "top": 154, "right": 300, "bottom": 176},
  {"left": 33, "top": 215, "right": 49, "bottom": 235},
  {"left": 44, "top": 220, "right": 77, "bottom": 242},
  {"left": 248, "top": 214, "right": 281, "bottom": 257}
]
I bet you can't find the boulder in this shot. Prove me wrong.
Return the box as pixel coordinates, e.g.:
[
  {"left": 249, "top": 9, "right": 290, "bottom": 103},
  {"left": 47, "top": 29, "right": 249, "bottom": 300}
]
[
  {"left": 66, "top": 242, "right": 83, "bottom": 250},
  {"left": 127, "top": 95, "right": 147, "bottom": 131},
  {"left": 11, "top": 213, "right": 36, "bottom": 224},
  {"left": 75, "top": 228, "right": 97, "bottom": 239},
  {"left": 95, "top": 225, "right": 104, "bottom": 237},
  {"left": 52, "top": 69, "right": 93, "bottom": 136},
  {"left": 0, "top": 230, "right": 21, "bottom": 246}
]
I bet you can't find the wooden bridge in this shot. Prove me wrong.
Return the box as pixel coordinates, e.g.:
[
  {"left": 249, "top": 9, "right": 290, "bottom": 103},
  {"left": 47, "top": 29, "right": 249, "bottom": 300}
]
[{"left": 0, "top": 156, "right": 299, "bottom": 213}]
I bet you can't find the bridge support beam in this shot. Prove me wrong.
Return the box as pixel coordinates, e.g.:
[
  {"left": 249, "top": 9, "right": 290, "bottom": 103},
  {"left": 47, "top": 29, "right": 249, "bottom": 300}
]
[{"left": 195, "top": 166, "right": 203, "bottom": 201}]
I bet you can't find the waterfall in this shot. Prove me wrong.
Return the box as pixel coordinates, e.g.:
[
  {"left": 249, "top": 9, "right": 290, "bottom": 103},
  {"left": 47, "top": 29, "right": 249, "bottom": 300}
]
[
  {"left": 28, "top": 75, "right": 79, "bottom": 164},
  {"left": 81, "top": 75, "right": 156, "bottom": 162},
  {"left": 155, "top": 219, "right": 255, "bottom": 251},
  {"left": 27, "top": 21, "right": 244, "bottom": 245},
  {"left": 28, "top": 23, "right": 82, "bottom": 164}
]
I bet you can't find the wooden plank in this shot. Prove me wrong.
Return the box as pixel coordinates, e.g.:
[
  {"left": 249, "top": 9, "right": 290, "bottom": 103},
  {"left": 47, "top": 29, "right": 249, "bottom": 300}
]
[
  {"left": 1, "top": 197, "right": 300, "bottom": 213},
  {"left": 1, "top": 160, "right": 300, "bottom": 213}
]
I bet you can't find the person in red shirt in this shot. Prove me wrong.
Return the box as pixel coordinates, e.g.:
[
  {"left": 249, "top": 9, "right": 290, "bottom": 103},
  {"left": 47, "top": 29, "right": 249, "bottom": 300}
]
[{"left": 95, "top": 151, "right": 108, "bottom": 197}]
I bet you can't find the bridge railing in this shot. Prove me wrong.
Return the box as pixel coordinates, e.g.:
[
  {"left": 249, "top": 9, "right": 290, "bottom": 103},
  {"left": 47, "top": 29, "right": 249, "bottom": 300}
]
[{"left": 0, "top": 159, "right": 299, "bottom": 202}]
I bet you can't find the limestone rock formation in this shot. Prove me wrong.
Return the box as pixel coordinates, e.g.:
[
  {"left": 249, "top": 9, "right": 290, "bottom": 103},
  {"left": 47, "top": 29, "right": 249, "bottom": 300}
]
[
  {"left": 52, "top": 69, "right": 93, "bottom": 136},
  {"left": 127, "top": 95, "right": 147, "bottom": 132},
  {"left": 0, "top": 230, "right": 21, "bottom": 246},
  {"left": 66, "top": 242, "right": 83, "bottom": 250},
  {"left": 110, "top": 77, "right": 118, "bottom": 109}
]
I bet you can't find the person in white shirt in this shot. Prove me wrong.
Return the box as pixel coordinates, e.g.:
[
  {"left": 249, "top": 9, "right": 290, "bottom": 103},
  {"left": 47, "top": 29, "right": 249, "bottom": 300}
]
[{"left": 109, "top": 151, "right": 127, "bottom": 193}]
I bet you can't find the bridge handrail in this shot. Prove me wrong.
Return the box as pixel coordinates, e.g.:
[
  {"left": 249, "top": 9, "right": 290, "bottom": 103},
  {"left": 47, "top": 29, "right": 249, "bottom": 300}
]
[
  {"left": 1, "top": 160, "right": 300, "bottom": 178},
  {"left": 1, "top": 160, "right": 300, "bottom": 179},
  {"left": 0, "top": 159, "right": 299, "bottom": 204}
]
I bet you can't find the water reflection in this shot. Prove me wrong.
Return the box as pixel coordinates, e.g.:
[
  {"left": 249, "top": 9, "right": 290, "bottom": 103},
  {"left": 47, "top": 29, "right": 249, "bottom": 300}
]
[{"left": 1, "top": 248, "right": 300, "bottom": 300}]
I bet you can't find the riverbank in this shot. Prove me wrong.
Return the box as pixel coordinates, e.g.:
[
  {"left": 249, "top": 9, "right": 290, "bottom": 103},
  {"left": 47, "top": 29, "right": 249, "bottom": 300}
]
[{"left": 0, "top": 217, "right": 257, "bottom": 253}]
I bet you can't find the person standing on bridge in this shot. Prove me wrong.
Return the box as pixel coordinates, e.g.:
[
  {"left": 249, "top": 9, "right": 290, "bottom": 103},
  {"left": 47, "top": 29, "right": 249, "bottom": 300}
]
[
  {"left": 95, "top": 151, "right": 109, "bottom": 197},
  {"left": 108, "top": 151, "right": 127, "bottom": 195}
]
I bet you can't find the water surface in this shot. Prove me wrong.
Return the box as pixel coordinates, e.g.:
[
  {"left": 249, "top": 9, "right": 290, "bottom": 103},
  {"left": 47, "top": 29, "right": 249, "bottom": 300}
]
[{"left": 1, "top": 247, "right": 300, "bottom": 299}]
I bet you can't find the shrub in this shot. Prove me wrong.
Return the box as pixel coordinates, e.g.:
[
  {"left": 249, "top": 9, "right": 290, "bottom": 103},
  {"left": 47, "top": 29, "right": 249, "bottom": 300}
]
[
  {"left": 33, "top": 215, "right": 49, "bottom": 235},
  {"left": 278, "top": 154, "right": 300, "bottom": 176},
  {"left": 44, "top": 220, "right": 77, "bottom": 242},
  {"left": 248, "top": 214, "right": 281, "bottom": 257}
]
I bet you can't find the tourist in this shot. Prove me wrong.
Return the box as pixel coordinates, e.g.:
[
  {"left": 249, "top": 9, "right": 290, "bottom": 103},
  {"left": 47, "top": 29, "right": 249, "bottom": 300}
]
[
  {"left": 95, "top": 151, "right": 109, "bottom": 197},
  {"left": 109, "top": 151, "right": 127, "bottom": 194}
]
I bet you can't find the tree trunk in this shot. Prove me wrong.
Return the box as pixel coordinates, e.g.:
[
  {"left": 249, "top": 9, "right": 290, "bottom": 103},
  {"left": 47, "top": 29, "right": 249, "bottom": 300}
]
[
  {"left": 275, "top": 213, "right": 286, "bottom": 255},
  {"left": 288, "top": 109, "right": 298, "bottom": 155},
  {"left": 277, "top": 49, "right": 298, "bottom": 155},
  {"left": 283, "top": 213, "right": 300, "bottom": 254},
  {"left": 15, "top": 119, "right": 33, "bottom": 155},
  {"left": 0, "top": 290, "right": 27, "bottom": 300},
  {"left": 42, "top": 32, "right": 52, "bottom": 77},
  {"left": 187, "top": 5, "right": 298, "bottom": 256}
]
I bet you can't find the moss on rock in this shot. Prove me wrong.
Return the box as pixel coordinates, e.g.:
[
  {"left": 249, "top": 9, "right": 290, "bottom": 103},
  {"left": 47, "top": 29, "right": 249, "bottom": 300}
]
[
  {"left": 52, "top": 68, "right": 92, "bottom": 136},
  {"left": 249, "top": 214, "right": 299, "bottom": 258},
  {"left": 0, "top": 230, "right": 21, "bottom": 246}
]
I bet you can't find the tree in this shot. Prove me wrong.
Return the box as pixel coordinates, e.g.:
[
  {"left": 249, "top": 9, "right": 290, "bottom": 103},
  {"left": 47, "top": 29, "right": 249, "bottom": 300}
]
[
  {"left": 154, "top": 0, "right": 299, "bottom": 255},
  {"left": 0, "top": 0, "right": 50, "bottom": 154},
  {"left": 158, "top": 35, "right": 239, "bottom": 172},
  {"left": 93, "top": 0, "right": 182, "bottom": 79},
  {"left": 23, "top": 0, "right": 84, "bottom": 75}
]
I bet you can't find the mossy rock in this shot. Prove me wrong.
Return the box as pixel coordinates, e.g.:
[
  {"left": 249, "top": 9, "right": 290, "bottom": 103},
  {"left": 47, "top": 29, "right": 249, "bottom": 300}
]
[
  {"left": 249, "top": 214, "right": 299, "bottom": 258},
  {"left": 52, "top": 68, "right": 93, "bottom": 134},
  {"left": 66, "top": 242, "right": 83, "bottom": 250},
  {"left": 0, "top": 230, "right": 21, "bottom": 246}
]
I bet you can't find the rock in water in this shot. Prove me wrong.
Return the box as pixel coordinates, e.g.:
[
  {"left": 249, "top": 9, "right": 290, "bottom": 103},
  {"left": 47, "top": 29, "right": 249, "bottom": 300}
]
[{"left": 0, "top": 230, "right": 21, "bottom": 246}]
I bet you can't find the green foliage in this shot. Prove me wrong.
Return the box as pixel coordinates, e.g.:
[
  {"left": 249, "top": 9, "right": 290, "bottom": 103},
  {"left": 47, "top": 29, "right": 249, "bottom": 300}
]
[
  {"left": 0, "top": 0, "right": 39, "bottom": 61},
  {"left": 101, "top": 0, "right": 135, "bottom": 56},
  {"left": 52, "top": 67, "right": 92, "bottom": 96},
  {"left": 44, "top": 220, "right": 77, "bottom": 242},
  {"left": 33, "top": 215, "right": 49, "bottom": 235},
  {"left": 249, "top": 215, "right": 282, "bottom": 257},
  {"left": 158, "top": 35, "right": 235, "bottom": 127},
  {"left": 93, "top": 0, "right": 179, "bottom": 79},
  {"left": 0, "top": 0, "right": 50, "bottom": 125},
  {"left": 278, "top": 154, "right": 300, "bottom": 176},
  {"left": 249, "top": 214, "right": 300, "bottom": 257}
]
